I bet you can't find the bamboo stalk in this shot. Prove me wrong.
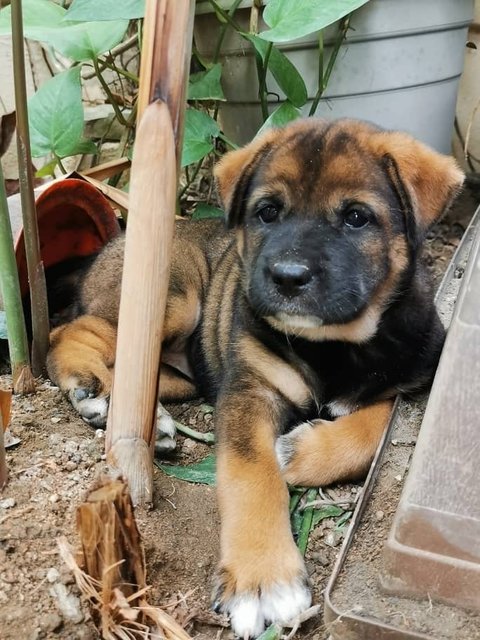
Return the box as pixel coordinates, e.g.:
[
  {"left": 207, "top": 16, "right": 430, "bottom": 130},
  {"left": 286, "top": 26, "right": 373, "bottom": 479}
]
[
  {"left": 106, "top": 0, "right": 194, "bottom": 505},
  {"left": 106, "top": 100, "right": 176, "bottom": 504},
  {"left": 137, "top": 0, "right": 195, "bottom": 168},
  {"left": 11, "top": 0, "right": 50, "bottom": 376},
  {"left": 0, "top": 161, "right": 35, "bottom": 394}
]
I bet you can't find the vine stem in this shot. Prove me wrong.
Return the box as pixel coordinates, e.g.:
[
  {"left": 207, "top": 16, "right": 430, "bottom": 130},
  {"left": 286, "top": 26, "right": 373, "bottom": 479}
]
[
  {"left": 93, "top": 56, "right": 128, "bottom": 127},
  {"left": 258, "top": 41, "right": 273, "bottom": 122},
  {"left": 309, "top": 14, "right": 351, "bottom": 117}
]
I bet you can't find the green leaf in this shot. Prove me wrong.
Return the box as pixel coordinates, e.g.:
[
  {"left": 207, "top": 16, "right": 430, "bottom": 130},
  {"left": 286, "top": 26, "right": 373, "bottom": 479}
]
[
  {"left": 0, "top": 0, "right": 128, "bottom": 61},
  {"left": 156, "top": 453, "right": 216, "bottom": 485},
  {"left": 181, "top": 109, "right": 220, "bottom": 168},
  {"left": 0, "top": 0, "right": 64, "bottom": 35},
  {"left": 28, "top": 67, "right": 96, "bottom": 158},
  {"left": 257, "top": 625, "right": 283, "bottom": 640},
  {"left": 35, "top": 158, "right": 58, "bottom": 178},
  {"left": 188, "top": 63, "right": 225, "bottom": 102},
  {"left": 0, "top": 311, "right": 7, "bottom": 340},
  {"left": 65, "top": 0, "right": 145, "bottom": 21},
  {"left": 243, "top": 35, "right": 307, "bottom": 108},
  {"left": 311, "top": 505, "right": 344, "bottom": 527},
  {"left": 261, "top": 0, "right": 371, "bottom": 43},
  {"left": 335, "top": 510, "right": 353, "bottom": 531},
  {"left": 192, "top": 203, "right": 224, "bottom": 220},
  {"left": 256, "top": 101, "right": 301, "bottom": 137}
]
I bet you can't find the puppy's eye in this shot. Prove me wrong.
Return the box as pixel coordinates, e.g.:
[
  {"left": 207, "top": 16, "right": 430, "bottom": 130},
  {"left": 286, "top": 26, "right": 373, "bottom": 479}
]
[
  {"left": 344, "top": 208, "right": 369, "bottom": 229},
  {"left": 257, "top": 205, "right": 279, "bottom": 224}
]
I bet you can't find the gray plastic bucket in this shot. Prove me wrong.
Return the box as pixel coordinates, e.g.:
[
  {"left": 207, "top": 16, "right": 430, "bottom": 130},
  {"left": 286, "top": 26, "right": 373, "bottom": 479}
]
[{"left": 194, "top": 0, "right": 474, "bottom": 153}]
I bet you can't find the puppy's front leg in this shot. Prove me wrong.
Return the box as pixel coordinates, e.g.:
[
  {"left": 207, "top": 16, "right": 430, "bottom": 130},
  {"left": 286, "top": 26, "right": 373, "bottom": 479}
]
[
  {"left": 276, "top": 400, "right": 393, "bottom": 486},
  {"left": 213, "top": 383, "right": 311, "bottom": 638}
]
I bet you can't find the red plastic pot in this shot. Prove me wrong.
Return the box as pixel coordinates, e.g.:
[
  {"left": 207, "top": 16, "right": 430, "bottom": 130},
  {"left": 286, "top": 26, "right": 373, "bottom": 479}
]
[{"left": 15, "top": 178, "right": 121, "bottom": 297}]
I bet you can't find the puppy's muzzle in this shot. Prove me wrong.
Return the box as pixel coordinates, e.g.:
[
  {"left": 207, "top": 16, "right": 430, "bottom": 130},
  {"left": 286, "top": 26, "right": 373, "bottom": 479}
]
[{"left": 269, "top": 261, "right": 312, "bottom": 298}]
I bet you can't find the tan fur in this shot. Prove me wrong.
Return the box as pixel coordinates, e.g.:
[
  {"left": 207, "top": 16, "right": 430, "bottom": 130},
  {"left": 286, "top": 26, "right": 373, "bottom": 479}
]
[
  {"left": 47, "top": 315, "right": 117, "bottom": 396},
  {"left": 281, "top": 400, "right": 394, "bottom": 486},
  {"left": 216, "top": 391, "right": 305, "bottom": 595},
  {"left": 239, "top": 335, "right": 311, "bottom": 407}
]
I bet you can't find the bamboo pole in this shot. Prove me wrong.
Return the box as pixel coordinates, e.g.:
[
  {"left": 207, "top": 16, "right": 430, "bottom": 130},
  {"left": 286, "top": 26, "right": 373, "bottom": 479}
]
[
  {"left": 106, "top": 0, "right": 195, "bottom": 505},
  {"left": 11, "top": 0, "right": 50, "bottom": 376},
  {"left": 0, "top": 161, "right": 35, "bottom": 394}
]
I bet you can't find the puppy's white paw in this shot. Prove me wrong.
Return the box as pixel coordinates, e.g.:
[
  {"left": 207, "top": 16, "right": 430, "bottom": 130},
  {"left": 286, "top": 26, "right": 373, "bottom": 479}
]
[
  {"left": 68, "top": 388, "right": 109, "bottom": 428},
  {"left": 155, "top": 404, "right": 177, "bottom": 454},
  {"left": 275, "top": 422, "right": 311, "bottom": 469},
  {"left": 217, "top": 579, "right": 311, "bottom": 638}
]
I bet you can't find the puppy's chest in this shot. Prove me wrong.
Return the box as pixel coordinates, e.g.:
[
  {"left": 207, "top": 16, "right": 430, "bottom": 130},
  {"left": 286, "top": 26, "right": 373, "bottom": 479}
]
[{"left": 291, "top": 339, "right": 390, "bottom": 410}]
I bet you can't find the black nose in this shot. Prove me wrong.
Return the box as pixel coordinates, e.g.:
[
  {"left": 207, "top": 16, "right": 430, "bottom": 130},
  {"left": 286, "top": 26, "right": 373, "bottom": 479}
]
[{"left": 269, "top": 261, "right": 312, "bottom": 297}]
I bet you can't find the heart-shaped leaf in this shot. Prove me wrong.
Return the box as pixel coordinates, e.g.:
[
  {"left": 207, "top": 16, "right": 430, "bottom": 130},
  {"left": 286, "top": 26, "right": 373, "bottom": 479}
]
[
  {"left": 28, "top": 67, "right": 96, "bottom": 158},
  {"left": 181, "top": 109, "right": 220, "bottom": 167},
  {"left": 0, "top": 0, "right": 128, "bottom": 61},
  {"left": 65, "top": 0, "right": 145, "bottom": 21},
  {"left": 261, "top": 0, "right": 371, "bottom": 43},
  {"left": 188, "top": 63, "right": 225, "bottom": 102}
]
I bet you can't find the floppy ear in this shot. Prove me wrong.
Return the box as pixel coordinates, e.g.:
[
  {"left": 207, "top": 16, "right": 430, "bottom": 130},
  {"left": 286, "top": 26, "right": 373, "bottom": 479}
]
[
  {"left": 372, "top": 131, "right": 464, "bottom": 233},
  {"left": 214, "top": 129, "right": 277, "bottom": 228}
]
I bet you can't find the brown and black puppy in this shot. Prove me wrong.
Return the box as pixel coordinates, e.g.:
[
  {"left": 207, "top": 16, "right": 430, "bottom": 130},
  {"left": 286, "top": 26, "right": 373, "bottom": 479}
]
[{"left": 46, "top": 119, "right": 463, "bottom": 637}]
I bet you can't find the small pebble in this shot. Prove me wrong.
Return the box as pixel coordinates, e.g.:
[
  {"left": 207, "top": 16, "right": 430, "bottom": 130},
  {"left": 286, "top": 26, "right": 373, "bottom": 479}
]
[
  {"left": 65, "top": 461, "right": 78, "bottom": 472},
  {"left": 95, "top": 429, "right": 105, "bottom": 439},
  {"left": 46, "top": 568, "right": 60, "bottom": 583},
  {"left": 51, "top": 416, "right": 62, "bottom": 424},
  {"left": 0, "top": 498, "right": 16, "bottom": 509},
  {"left": 49, "top": 494, "right": 60, "bottom": 504},
  {"left": 39, "top": 612, "right": 63, "bottom": 632},
  {"left": 50, "top": 583, "right": 84, "bottom": 623},
  {"left": 394, "top": 474, "right": 402, "bottom": 482},
  {"left": 375, "top": 510, "right": 384, "bottom": 521}
]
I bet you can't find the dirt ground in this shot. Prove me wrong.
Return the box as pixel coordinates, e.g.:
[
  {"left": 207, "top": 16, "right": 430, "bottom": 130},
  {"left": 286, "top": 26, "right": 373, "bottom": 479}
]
[{"left": 0, "top": 186, "right": 478, "bottom": 640}]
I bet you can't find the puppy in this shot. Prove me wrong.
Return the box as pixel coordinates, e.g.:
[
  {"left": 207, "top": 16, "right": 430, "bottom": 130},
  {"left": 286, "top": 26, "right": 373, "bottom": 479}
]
[{"left": 46, "top": 119, "right": 464, "bottom": 637}]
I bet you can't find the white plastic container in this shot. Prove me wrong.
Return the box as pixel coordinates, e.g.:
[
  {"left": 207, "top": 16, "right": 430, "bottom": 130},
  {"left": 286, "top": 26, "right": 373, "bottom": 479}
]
[{"left": 195, "top": 0, "right": 474, "bottom": 153}]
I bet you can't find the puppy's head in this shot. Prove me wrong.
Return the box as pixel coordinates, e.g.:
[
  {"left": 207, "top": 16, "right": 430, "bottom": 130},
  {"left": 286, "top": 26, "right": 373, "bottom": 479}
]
[{"left": 215, "top": 119, "right": 464, "bottom": 342}]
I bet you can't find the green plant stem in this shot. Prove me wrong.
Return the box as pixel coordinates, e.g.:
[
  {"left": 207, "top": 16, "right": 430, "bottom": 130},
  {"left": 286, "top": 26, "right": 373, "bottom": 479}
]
[
  {"left": 11, "top": 0, "right": 50, "bottom": 378},
  {"left": 213, "top": 0, "right": 244, "bottom": 63},
  {"left": 0, "top": 161, "right": 35, "bottom": 394},
  {"left": 93, "top": 56, "right": 128, "bottom": 127},
  {"left": 218, "top": 132, "right": 239, "bottom": 150},
  {"left": 297, "top": 488, "right": 318, "bottom": 556},
  {"left": 258, "top": 41, "right": 273, "bottom": 122},
  {"left": 100, "top": 60, "right": 139, "bottom": 83},
  {"left": 53, "top": 153, "right": 67, "bottom": 175},
  {"left": 179, "top": 157, "right": 204, "bottom": 199},
  {"left": 309, "top": 14, "right": 351, "bottom": 117},
  {"left": 174, "top": 421, "right": 215, "bottom": 444},
  {"left": 207, "top": 0, "right": 242, "bottom": 33}
]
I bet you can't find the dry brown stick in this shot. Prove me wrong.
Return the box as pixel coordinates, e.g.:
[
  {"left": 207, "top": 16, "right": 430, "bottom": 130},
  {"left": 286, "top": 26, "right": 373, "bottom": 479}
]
[
  {"left": 67, "top": 479, "right": 192, "bottom": 639},
  {"left": 11, "top": 0, "right": 50, "bottom": 376},
  {"left": 82, "top": 157, "right": 131, "bottom": 181},
  {"left": 105, "top": 0, "right": 195, "bottom": 505},
  {"left": 105, "top": 100, "right": 176, "bottom": 504}
]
